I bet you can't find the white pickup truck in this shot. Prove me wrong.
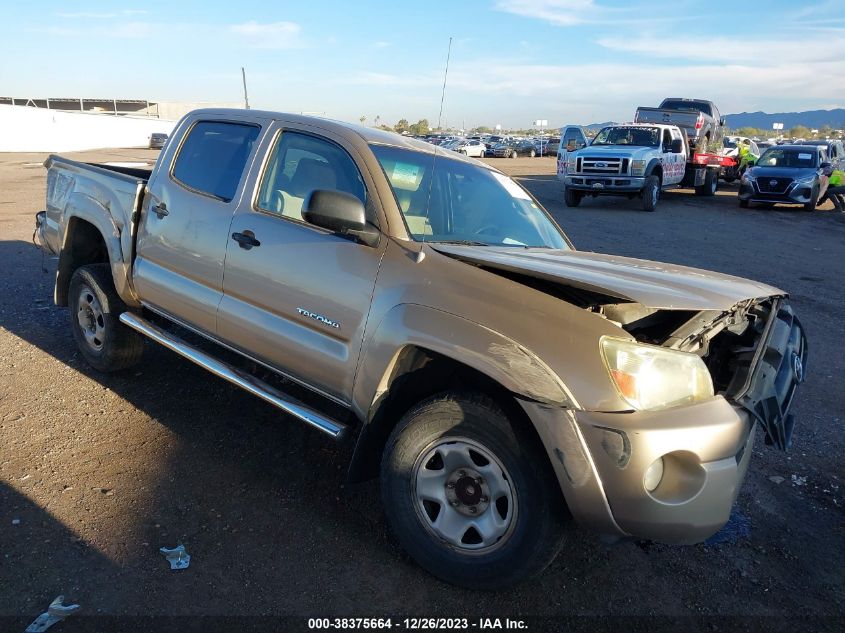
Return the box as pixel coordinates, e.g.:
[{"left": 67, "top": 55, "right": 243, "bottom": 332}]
[{"left": 563, "top": 123, "right": 689, "bottom": 211}]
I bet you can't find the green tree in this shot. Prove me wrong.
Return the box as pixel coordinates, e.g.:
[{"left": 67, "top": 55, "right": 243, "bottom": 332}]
[
  {"left": 359, "top": 115, "right": 367, "bottom": 126},
  {"left": 408, "top": 119, "right": 430, "bottom": 136},
  {"left": 394, "top": 118, "right": 410, "bottom": 133},
  {"left": 789, "top": 125, "right": 811, "bottom": 138},
  {"left": 819, "top": 125, "right": 834, "bottom": 138},
  {"left": 474, "top": 126, "right": 492, "bottom": 134},
  {"left": 374, "top": 115, "right": 381, "bottom": 127}
]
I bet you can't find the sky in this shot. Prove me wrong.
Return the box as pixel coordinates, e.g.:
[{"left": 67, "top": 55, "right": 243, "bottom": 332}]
[{"left": 1, "top": 0, "right": 844, "bottom": 129}]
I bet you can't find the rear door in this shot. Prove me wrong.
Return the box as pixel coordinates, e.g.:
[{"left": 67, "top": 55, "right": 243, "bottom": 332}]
[
  {"left": 216, "top": 125, "right": 386, "bottom": 404},
  {"left": 134, "top": 118, "right": 261, "bottom": 333}
]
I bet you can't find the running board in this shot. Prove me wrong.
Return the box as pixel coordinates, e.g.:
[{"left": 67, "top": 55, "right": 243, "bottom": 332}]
[{"left": 119, "top": 312, "right": 348, "bottom": 440}]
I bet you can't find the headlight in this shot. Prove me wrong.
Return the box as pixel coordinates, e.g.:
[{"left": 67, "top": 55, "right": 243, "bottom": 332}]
[
  {"left": 794, "top": 174, "right": 816, "bottom": 185},
  {"left": 632, "top": 160, "right": 646, "bottom": 176},
  {"left": 741, "top": 172, "right": 755, "bottom": 183},
  {"left": 566, "top": 158, "right": 576, "bottom": 170},
  {"left": 600, "top": 337, "right": 714, "bottom": 411}
]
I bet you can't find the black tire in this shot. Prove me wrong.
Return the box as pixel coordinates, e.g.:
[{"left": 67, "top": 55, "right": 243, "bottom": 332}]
[
  {"left": 68, "top": 264, "right": 144, "bottom": 372},
  {"left": 511, "top": 150, "right": 518, "bottom": 159},
  {"left": 738, "top": 198, "right": 749, "bottom": 208},
  {"left": 723, "top": 176, "right": 736, "bottom": 183},
  {"left": 529, "top": 149, "right": 536, "bottom": 158},
  {"left": 380, "top": 393, "right": 567, "bottom": 590},
  {"left": 695, "top": 169, "right": 718, "bottom": 196},
  {"left": 803, "top": 185, "right": 819, "bottom": 211},
  {"left": 564, "top": 187, "right": 583, "bottom": 207},
  {"left": 641, "top": 175, "right": 660, "bottom": 211}
]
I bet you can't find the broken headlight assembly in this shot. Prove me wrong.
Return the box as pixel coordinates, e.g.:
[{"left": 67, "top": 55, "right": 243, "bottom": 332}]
[{"left": 600, "top": 336, "right": 714, "bottom": 411}]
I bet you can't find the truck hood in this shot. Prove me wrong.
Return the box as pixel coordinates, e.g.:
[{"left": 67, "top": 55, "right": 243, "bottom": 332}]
[
  {"left": 575, "top": 145, "right": 655, "bottom": 159},
  {"left": 748, "top": 166, "right": 818, "bottom": 180},
  {"left": 432, "top": 245, "right": 784, "bottom": 311}
]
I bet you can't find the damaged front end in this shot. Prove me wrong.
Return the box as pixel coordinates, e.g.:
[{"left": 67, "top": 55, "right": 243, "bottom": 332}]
[{"left": 603, "top": 297, "right": 807, "bottom": 450}]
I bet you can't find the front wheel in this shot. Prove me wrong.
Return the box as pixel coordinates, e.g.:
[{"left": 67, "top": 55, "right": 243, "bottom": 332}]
[
  {"left": 68, "top": 264, "right": 144, "bottom": 372},
  {"left": 511, "top": 150, "right": 518, "bottom": 159},
  {"left": 641, "top": 175, "right": 660, "bottom": 211},
  {"left": 529, "top": 149, "right": 536, "bottom": 158},
  {"left": 380, "top": 393, "right": 567, "bottom": 589},
  {"left": 564, "top": 187, "right": 583, "bottom": 207}
]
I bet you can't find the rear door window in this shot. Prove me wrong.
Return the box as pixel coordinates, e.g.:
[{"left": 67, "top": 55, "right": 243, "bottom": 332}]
[{"left": 172, "top": 121, "right": 260, "bottom": 202}]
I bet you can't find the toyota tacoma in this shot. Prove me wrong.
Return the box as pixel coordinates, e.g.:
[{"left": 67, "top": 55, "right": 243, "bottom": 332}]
[{"left": 35, "top": 109, "right": 807, "bottom": 589}]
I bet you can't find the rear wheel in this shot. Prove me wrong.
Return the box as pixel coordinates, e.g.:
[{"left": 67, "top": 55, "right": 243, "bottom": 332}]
[
  {"left": 641, "top": 175, "right": 660, "bottom": 211},
  {"left": 695, "top": 169, "right": 718, "bottom": 196},
  {"left": 380, "top": 393, "right": 567, "bottom": 589},
  {"left": 564, "top": 187, "right": 583, "bottom": 207},
  {"left": 68, "top": 264, "right": 144, "bottom": 372}
]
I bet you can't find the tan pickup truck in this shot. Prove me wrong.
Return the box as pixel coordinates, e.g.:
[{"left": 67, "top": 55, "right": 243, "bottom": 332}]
[{"left": 35, "top": 109, "right": 807, "bottom": 589}]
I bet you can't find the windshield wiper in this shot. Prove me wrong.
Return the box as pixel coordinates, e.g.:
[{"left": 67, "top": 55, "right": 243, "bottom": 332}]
[{"left": 431, "top": 239, "right": 491, "bottom": 246}]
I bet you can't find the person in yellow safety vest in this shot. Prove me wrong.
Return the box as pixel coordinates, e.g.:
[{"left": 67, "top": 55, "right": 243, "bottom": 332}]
[
  {"left": 823, "top": 168, "right": 845, "bottom": 211},
  {"left": 737, "top": 140, "right": 756, "bottom": 172}
]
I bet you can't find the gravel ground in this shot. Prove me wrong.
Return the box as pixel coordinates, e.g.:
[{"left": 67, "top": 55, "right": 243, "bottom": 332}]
[{"left": 0, "top": 150, "right": 843, "bottom": 631}]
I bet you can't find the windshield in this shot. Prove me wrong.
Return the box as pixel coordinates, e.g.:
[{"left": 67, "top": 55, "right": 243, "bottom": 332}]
[
  {"left": 592, "top": 126, "right": 660, "bottom": 147},
  {"left": 723, "top": 138, "right": 738, "bottom": 149},
  {"left": 372, "top": 145, "right": 569, "bottom": 249},
  {"left": 757, "top": 148, "right": 818, "bottom": 168}
]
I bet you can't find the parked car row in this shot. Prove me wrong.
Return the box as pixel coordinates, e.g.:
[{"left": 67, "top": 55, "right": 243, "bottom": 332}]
[{"left": 420, "top": 133, "right": 561, "bottom": 158}]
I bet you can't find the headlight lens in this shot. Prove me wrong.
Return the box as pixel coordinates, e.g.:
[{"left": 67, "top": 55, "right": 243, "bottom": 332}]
[
  {"left": 600, "top": 337, "right": 714, "bottom": 411},
  {"left": 632, "top": 160, "right": 646, "bottom": 176},
  {"left": 567, "top": 158, "right": 576, "bottom": 171},
  {"left": 794, "top": 174, "right": 816, "bottom": 185},
  {"left": 741, "top": 172, "right": 755, "bottom": 183}
]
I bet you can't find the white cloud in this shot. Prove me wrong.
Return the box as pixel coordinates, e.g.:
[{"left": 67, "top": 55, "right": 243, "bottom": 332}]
[
  {"left": 230, "top": 21, "right": 304, "bottom": 49},
  {"left": 595, "top": 35, "right": 845, "bottom": 64},
  {"left": 56, "top": 9, "right": 148, "bottom": 19},
  {"left": 495, "top": 0, "right": 600, "bottom": 26}
]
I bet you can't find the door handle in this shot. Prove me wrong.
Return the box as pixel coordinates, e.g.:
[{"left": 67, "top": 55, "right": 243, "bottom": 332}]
[
  {"left": 231, "top": 231, "right": 261, "bottom": 250},
  {"left": 152, "top": 202, "right": 169, "bottom": 218}
]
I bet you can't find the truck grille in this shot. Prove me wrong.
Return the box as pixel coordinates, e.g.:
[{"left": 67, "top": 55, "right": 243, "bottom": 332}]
[
  {"left": 757, "top": 177, "right": 793, "bottom": 194},
  {"left": 577, "top": 156, "right": 627, "bottom": 175}
]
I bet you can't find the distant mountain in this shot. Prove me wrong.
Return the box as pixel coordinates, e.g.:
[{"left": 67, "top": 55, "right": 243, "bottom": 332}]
[
  {"left": 724, "top": 109, "right": 845, "bottom": 131},
  {"left": 583, "top": 109, "right": 845, "bottom": 132},
  {"left": 582, "top": 121, "right": 618, "bottom": 131}
]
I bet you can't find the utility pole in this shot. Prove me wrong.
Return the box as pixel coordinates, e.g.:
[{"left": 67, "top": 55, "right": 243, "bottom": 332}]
[
  {"left": 436, "top": 37, "right": 452, "bottom": 131},
  {"left": 241, "top": 67, "right": 250, "bottom": 110}
]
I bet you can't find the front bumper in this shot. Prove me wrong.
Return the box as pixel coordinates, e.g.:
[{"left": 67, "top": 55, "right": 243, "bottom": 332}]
[
  {"left": 565, "top": 175, "right": 644, "bottom": 194},
  {"left": 739, "top": 179, "right": 816, "bottom": 205},
  {"left": 521, "top": 397, "right": 755, "bottom": 544}
]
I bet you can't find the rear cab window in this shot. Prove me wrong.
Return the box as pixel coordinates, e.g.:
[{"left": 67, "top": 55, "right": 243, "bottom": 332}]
[{"left": 171, "top": 121, "right": 261, "bottom": 202}]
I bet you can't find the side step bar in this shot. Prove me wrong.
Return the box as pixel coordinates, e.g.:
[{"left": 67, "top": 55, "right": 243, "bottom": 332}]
[{"left": 119, "top": 312, "right": 348, "bottom": 440}]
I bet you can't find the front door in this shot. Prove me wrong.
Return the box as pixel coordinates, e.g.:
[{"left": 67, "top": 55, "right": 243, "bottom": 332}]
[
  {"left": 217, "top": 127, "right": 385, "bottom": 404},
  {"left": 134, "top": 118, "right": 261, "bottom": 333}
]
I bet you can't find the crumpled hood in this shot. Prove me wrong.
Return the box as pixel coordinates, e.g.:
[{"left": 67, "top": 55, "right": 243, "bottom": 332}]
[{"left": 432, "top": 245, "right": 784, "bottom": 311}]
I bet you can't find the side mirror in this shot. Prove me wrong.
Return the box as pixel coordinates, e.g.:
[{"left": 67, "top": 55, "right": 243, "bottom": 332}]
[
  {"left": 303, "top": 190, "right": 379, "bottom": 247},
  {"left": 820, "top": 161, "right": 833, "bottom": 176},
  {"left": 670, "top": 139, "right": 684, "bottom": 153}
]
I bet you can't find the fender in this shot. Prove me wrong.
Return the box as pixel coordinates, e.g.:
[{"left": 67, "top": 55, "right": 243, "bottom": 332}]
[
  {"left": 644, "top": 158, "right": 663, "bottom": 181},
  {"left": 352, "top": 303, "right": 576, "bottom": 422},
  {"left": 55, "top": 192, "right": 139, "bottom": 307}
]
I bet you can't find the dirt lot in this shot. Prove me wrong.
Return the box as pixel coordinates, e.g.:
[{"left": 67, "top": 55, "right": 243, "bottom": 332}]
[{"left": 1, "top": 150, "right": 843, "bottom": 631}]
